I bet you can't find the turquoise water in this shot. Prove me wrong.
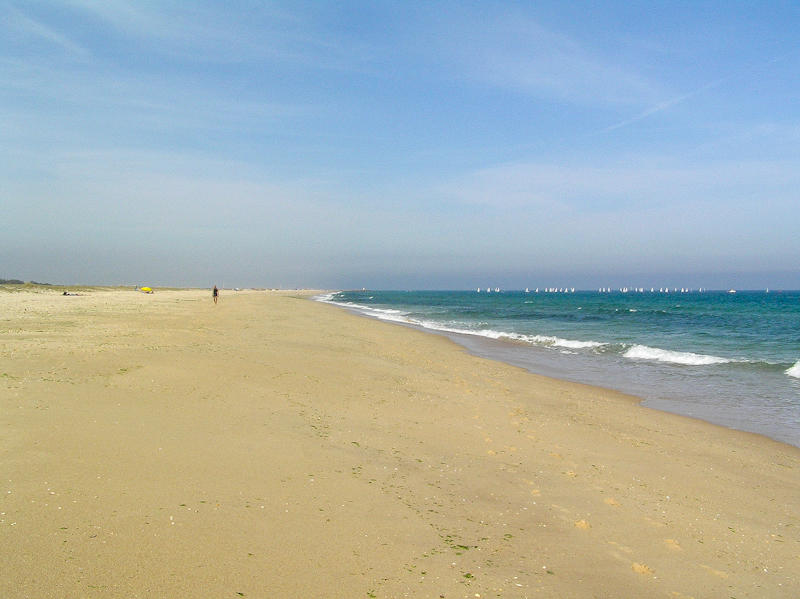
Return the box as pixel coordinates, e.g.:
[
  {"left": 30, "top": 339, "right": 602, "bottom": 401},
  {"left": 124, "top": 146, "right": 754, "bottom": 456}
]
[{"left": 319, "top": 290, "right": 800, "bottom": 447}]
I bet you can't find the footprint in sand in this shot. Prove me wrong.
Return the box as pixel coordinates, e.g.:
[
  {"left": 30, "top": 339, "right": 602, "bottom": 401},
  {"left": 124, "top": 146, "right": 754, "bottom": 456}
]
[
  {"left": 643, "top": 515, "right": 667, "bottom": 528},
  {"left": 608, "top": 540, "right": 633, "bottom": 555},
  {"left": 700, "top": 564, "right": 728, "bottom": 579},
  {"left": 664, "top": 538, "right": 682, "bottom": 551}
]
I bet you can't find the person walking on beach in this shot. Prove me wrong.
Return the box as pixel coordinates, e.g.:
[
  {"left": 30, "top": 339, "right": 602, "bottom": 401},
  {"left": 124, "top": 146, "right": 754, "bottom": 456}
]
[{"left": 213, "top": 285, "right": 219, "bottom": 304}]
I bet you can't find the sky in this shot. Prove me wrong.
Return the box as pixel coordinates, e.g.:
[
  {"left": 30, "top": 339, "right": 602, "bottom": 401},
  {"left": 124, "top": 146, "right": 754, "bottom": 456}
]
[{"left": 2, "top": 0, "right": 799, "bottom": 289}]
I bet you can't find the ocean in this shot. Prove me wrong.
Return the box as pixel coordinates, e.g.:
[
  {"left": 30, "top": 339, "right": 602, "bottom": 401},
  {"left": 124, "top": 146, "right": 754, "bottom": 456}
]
[{"left": 318, "top": 289, "right": 800, "bottom": 447}]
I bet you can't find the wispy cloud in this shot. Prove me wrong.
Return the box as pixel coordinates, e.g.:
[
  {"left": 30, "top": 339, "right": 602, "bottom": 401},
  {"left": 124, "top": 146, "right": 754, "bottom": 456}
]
[
  {"left": 424, "top": 9, "right": 662, "bottom": 107},
  {"left": 439, "top": 156, "right": 800, "bottom": 213},
  {"left": 427, "top": 155, "right": 800, "bottom": 275},
  {"left": 57, "top": 0, "right": 376, "bottom": 71},
  {"left": 5, "top": 5, "right": 89, "bottom": 58}
]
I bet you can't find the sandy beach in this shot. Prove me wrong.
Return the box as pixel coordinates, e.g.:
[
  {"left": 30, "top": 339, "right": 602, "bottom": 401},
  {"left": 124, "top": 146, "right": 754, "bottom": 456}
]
[{"left": 2, "top": 287, "right": 798, "bottom": 598}]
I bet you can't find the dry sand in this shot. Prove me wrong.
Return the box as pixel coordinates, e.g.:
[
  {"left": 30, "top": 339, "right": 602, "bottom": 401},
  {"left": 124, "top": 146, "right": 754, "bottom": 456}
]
[{"left": 2, "top": 287, "right": 798, "bottom": 598}]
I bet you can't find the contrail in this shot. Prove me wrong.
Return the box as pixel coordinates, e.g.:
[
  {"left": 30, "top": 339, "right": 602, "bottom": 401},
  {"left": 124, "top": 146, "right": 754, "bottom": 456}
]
[
  {"left": 599, "top": 50, "right": 796, "bottom": 134},
  {"left": 600, "top": 76, "right": 729, "bottom": 134}
]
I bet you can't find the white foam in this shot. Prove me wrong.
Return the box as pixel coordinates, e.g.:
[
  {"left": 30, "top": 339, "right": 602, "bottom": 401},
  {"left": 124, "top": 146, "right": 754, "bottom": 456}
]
[
  {"left": 315, "top": 296, "right": 413, "bottom": 323},
  {"left": 623, "top": 344, "right": 731, "bottom": 366},
  {"left": 417, "top": 319, "right": 464, "bottom": 333},
  {"left": 370, "top": 307, "right": 406, "bottom": 316},
  {"left": 316, "top": 295, "right": 608, "bottom": 354},
  {"left": 551, "top": 338, "right": 606, "bottom": 349},
  {"left": 339, "top": 301, "right": 373, "bottom": 311},
  {"left": 786, "top": 360, "right": 800, "bottom": 378},
  {"left": 470, "top": 330, "right": 606, "bottom": 350},
  {"left": 373, "top": 312, "right": 412, "bottom": 324}
]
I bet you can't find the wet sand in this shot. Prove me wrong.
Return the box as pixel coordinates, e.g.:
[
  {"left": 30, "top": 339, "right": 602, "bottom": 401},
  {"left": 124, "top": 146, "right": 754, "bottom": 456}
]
[{"left": 2, "top": 287, "right": 798, "bottom": 598}]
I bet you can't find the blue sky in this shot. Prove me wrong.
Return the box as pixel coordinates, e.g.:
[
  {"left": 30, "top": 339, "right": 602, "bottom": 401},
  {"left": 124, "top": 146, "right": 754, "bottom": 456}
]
[{"left": 2, "top": 1, "right": 799, "bottom": 289}]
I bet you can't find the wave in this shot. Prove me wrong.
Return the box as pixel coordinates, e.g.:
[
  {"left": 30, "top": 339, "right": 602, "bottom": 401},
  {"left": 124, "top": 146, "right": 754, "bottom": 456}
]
[
  {"left": 786, "top": 360, "right": 800, "bottom": 378},
  {"left": 466, "top": 329, "right": 606, "bottom": 349},
  {"left": 543, "top": 336, "right": 607, "bottom": 349},
  {"left": 318, "top": 294, "right": 795, "bottom": 373},
  {"left": 623, "top": 344, "right": 731, "bottom": 366},
  {"left": 319, "top": 296, "right": 406, "bottom": 315},
  {"left": 318, "top": 295, "right": 608, "bottom": 352}
]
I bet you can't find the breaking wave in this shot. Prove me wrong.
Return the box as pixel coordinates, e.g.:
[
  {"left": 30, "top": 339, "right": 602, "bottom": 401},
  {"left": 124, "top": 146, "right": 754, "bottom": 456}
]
[
  {"left": 786, "top": 360, "right": 800, "bottom": 378},
  {"left": 623, "top": 344, "right": 732, "bottom": 365},
  {"left": 317, "top": 295, "right": 607, "bottom": 352},
  {"left": 317, "top": 294, "right": 794, "bottom": 375}
]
